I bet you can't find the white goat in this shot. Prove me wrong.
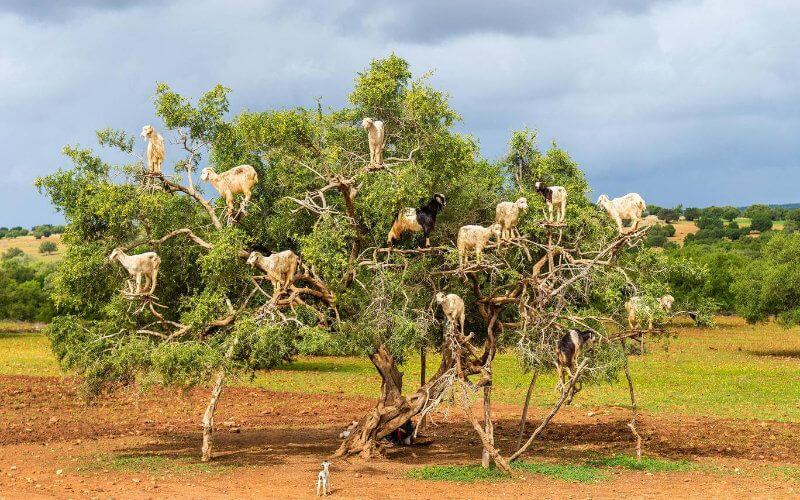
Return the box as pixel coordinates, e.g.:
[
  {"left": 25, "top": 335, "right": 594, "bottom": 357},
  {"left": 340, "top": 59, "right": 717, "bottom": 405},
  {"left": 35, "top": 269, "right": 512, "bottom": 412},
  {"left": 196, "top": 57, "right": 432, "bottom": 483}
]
[
  {"left": 534, "top": 182, "right": 567, "bottom": 222},
  {"left": 457, "top": 223, "right": 502, "bottom": 266},
  {"left": 200, "top": 165, "right": 259, "bottom": 217},
  {"left": 436, "top": 292, "right": 465, "bottom": 336},
  {"left": 597, "top": 193, "right": 646, "bottom": 234},
  {"left": 316, "top": 460, "right": 331, "bottom": 496},
  {"left": 247, "top": 250, "right": 299, "bottom": 299},
  {"left": 109, "top": 248, "right": 161, "bottom": 295},
  {"left": 495, "top": 197, "right": 528, "bottom": 240},
  {"left": 361, "top": 117, "right": 385, "bottom": 166},
  {"left": 141, "top": 125, "right": 165, "bottom": 174},
  {"left": 625, "top": 294, "right": 674, "bottom": 331}
]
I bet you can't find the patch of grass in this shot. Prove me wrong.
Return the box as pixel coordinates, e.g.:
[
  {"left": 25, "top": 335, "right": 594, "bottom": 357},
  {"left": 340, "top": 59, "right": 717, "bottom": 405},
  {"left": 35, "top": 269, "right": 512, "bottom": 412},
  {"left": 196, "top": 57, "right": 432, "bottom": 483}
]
[
  {"left": 589, "top": 454, "right": 695, "bottom": 473},
  {"left": 0, "top": 331, "right": 60, "bottom": 376},
  {"left": 6, "top": 317, "right": 800, "bottom": 422},
  {"left": 78, "top": 454, "right": 232, "bottom": 475},
  {"left": 512, "top": 461, "right": 607, "bottom": 483},
  {"left": 767, "top": 465, "right": 800, "bottom": 482},
  {"left": 406, "top": 464, "right": 508, "bottom": 483}
]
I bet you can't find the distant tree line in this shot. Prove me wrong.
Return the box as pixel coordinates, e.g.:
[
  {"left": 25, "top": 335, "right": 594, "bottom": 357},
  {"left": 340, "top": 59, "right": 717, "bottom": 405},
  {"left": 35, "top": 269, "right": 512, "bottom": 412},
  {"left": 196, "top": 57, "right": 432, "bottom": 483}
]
[{"left": 0, "top": 224, "right": 65, "bottom": 239}]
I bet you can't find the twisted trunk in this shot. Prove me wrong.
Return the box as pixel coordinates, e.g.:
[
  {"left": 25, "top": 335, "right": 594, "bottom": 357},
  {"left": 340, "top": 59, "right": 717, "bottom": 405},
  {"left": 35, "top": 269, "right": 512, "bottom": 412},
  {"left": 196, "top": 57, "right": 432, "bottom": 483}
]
[{"left": 336, "top": 344, "right": 452, "bottom": 457}]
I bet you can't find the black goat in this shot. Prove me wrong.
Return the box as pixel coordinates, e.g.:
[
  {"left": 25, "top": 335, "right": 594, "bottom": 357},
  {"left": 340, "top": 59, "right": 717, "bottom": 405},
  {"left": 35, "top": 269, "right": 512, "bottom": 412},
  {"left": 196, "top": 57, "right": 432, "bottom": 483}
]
[
  {"left": 556, "top": 329, "right": 594, "bottom": 404},
  {"left": 387, "top": 193, "right": 446, "bottom": 248}
]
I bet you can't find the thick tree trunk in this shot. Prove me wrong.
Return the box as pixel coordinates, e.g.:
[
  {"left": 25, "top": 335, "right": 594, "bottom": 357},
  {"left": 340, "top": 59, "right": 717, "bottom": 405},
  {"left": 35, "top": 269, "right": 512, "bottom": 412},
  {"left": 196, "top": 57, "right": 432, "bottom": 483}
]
[
  {"left": 336, "top": 344, "right": 452, "bottom": 457},
  {"left": 201, "top": 370, "right": 226, "bottom": 462}
]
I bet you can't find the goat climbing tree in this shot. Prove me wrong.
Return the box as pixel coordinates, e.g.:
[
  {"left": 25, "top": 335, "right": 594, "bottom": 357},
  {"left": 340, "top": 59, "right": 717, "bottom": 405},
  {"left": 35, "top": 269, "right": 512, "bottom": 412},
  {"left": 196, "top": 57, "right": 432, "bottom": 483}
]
[{"left": 38, "top": 55, "right": 680, "bottom": 467}]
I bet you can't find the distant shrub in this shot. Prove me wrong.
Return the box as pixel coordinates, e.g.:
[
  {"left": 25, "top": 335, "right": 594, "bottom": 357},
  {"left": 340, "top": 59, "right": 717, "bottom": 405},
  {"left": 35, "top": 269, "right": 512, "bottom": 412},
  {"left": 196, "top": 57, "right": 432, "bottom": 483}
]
[
  {"left": 750, "top": 211, "right": 773, "bottom": 232},
  {"left": 2, "top": 247, "right": 25, "bottom": 260},
  {"left": 39, "top": 241, "right": 58, "bottom": 255},
  {"left": 696, "top": 216, "right": 723, "bottom": 230},
  {"left": 683, "top": 207, "right": 701, "bottom": 221}
]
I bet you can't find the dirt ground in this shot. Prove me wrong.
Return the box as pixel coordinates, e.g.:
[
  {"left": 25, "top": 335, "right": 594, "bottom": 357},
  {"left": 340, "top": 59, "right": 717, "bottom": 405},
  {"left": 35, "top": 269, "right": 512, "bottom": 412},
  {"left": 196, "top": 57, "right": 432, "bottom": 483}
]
[{"left": 2, "top": 375, "right": 800, "bottom": 499}]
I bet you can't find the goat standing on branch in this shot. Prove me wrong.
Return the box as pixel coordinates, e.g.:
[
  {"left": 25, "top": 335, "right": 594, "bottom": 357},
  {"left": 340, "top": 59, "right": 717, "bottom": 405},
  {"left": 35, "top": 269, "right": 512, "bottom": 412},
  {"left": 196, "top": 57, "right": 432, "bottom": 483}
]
[
  {"left": 457, "top": 223, "right": 502, "bottom": 265},
  {"left": 495, "top": 197, "right": 528, "bottom": 240},
  {"left": 597, "top": 193, "right": 646, "bottom": 234},
  {"left": 625, "top": 294, "right": 673, "bottom": 331},
  {"left": 387, "top": 193, "right": 446, "bottom": 248},
  {"left": 534, "top": 182, "right": 567, "bottom": 223},
  {"left": 436, "top": 292, "right": 465, "bottom": 336},
  {"left": 109, "top": 248, "right": 161, "bottom": 295},
  {"left": 201, "top": 165, "right": 259, "bottom": 219},
  {"left": 247, "top": 250, "right": 300, "bottom": 300},
  {"left": 556, "top": 329, "right": 594, "bottom": 404},
  {"left": 141, "top": 125, "right": 165, "bottom": 174},
  {"left": 361, "top": 118, "right": 385, "bottom": 166}
]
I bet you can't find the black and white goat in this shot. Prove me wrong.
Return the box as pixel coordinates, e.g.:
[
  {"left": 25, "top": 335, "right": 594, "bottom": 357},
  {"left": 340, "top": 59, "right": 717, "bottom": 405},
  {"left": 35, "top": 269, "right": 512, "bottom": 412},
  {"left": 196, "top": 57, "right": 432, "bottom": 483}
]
[
  {"left": 534, "top": 182, "right": 568, "bottom": 223},
  {"left": 387, "top": 193, "right": 447, "bottom": 247},
  {"left": 556, "top": 329, "right": 594, "bottom": 404}
]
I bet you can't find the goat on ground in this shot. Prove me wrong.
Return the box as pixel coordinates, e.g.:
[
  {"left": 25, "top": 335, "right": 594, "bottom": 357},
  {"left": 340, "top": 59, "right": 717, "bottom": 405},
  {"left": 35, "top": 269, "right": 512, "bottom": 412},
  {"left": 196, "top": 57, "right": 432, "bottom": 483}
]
[
  {"left": 316, "top": 460, "right": 331, "bottom": 496},
  {"left": 386, "top": 193, "right": 446, "bottom": 248}
]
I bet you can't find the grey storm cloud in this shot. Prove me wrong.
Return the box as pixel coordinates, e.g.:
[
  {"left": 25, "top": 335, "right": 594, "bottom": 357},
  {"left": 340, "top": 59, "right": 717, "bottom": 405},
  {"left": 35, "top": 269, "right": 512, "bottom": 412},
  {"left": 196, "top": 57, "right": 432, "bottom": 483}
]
[
  {"left": 0, "top": 0, "right": 158, "bottom": 21},
  {"left": 0, "top": 0, "right": 798, "bottom": 227},
  {"left": 323, "top": 0, "right": 675, "bottom": 43}
]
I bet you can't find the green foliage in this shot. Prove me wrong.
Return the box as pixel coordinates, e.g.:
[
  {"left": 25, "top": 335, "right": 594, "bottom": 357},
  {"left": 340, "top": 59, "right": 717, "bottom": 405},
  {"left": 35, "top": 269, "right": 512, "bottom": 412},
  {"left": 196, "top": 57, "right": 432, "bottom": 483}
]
[
  {"left": 0, "top": 254, "right": 56, "bottom": 322},
  {"left": 703, "top": 205, "right": 740, "bottom": 221},
  {"left": 644, "top": 224, "right": 676, "bottom": 248},
  {"left": 696, "top": 216, "right": 723, "bottom": 230},
  {"left": 659, "top": 206, "right": 683, "bottom": 223},
  {"left": 38, "top": 241, "right": 58, "bottom": 254},
  {"left": 646, "top": 204, "right": 662, "bottom": 217},
  {"left": 749, "top": 210, "right": 773, "bottom": 232},
  {"left": 683, "top": 207, "right": 702, "bottom": 220},
  {"left": 3, "top": 247, "right": 24, "bottom": 260},
  {"left": 35, "top": 54, "right": 672, "bottom": 402},
  {"left": 733, "top": 232, "right": 800, "bottom": 325}
]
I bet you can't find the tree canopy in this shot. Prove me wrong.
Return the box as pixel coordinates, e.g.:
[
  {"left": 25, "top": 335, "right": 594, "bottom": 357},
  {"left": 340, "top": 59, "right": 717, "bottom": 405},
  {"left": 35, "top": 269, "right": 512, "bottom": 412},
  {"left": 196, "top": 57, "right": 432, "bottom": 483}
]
[{"left": 37, "top": 55, "right": 685, "bottom": 467}]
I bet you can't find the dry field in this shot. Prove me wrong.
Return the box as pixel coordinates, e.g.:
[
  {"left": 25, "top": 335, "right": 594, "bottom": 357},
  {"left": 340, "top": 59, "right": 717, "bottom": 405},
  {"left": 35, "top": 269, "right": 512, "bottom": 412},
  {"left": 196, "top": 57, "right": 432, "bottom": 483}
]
[{"left": 0, "top": 234, "right": 64, "bottom": 262}]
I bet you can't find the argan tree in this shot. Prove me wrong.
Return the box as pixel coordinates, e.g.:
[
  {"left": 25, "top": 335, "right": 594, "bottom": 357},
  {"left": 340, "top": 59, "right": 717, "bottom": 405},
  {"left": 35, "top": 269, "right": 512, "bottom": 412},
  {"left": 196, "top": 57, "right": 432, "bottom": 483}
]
[{"left": 38, "top": 55, "right": 677, "bottom": 468}]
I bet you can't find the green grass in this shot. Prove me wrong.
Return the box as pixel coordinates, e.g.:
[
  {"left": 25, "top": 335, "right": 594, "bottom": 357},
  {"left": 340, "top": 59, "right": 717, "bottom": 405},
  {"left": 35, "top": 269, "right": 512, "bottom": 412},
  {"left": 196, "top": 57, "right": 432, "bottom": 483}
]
[
  {"left": 589, "top": 454, "right": 695, "bottom": 472},
  {"left": 407, "top": 464, "right": 508, "bottom": 482},
  {"left": 732, "top": 218, "right": 784, "bottom": 231},
  {"left": 0, "top": 330, "right": 60, "bottom": 376},
  {"left": 4, "top": 317, "right": 800, "bottom": 422},
  {"left": 408, "top": 455, "right": 692, "bottom": 483},
  {"left": 767, "top": 465, "right": 800, "bottom": 482},
  {"left": 77, "top": 454, "right": 232, "bottom": 475},
  {"left": 512, "top": 461, "right": 607, "bottom": 483}
]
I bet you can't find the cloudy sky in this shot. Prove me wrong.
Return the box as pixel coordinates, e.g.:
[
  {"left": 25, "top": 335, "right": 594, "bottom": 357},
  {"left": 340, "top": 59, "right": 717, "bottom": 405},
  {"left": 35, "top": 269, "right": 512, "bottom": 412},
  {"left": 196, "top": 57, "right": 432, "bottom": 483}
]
[{"left": 1, "top": 0, "right": 798, "bottom": 227}]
